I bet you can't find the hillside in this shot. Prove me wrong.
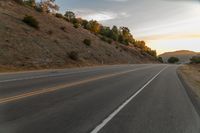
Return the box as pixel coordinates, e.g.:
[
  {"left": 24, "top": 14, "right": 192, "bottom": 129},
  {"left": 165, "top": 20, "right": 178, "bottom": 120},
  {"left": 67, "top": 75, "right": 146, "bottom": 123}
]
[
  {"left": 160, "top": 50, "right": 200, "bottom": 63},
  {"left": 0, "top": 0, "right": 157, "bottom": 72}
]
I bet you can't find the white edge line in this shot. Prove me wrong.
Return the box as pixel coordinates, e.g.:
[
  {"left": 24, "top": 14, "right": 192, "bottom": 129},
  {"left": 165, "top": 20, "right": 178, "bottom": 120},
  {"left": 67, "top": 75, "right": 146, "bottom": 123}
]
[{"left": 90, "top": 65, "right": 168, "bottom": 133}]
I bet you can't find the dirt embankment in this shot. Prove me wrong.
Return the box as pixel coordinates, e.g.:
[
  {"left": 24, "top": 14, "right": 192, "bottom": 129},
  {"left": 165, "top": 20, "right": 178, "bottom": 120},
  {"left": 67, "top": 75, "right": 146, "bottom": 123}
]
[
  {"left": 178, "top": 64, "right": 200, "bottom": 115},
  {"left": 0, "top": 0, "right": 157, "bottom": 72},
  {"left": 178, "top": 64, "right": 200, "bottom": 97}
]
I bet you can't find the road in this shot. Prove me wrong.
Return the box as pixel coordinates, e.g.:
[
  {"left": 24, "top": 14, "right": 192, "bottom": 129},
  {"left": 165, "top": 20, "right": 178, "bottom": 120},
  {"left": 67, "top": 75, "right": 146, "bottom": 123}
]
[{"left": 0, "top": 64, "right": 199, "bottom": 133}]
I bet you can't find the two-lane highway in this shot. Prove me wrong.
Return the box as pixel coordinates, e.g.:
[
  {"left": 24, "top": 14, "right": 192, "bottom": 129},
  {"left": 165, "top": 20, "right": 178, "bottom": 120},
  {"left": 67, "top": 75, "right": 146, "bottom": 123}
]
[{"left": 0, "top": 64, "right": 199, "bottom": 133}]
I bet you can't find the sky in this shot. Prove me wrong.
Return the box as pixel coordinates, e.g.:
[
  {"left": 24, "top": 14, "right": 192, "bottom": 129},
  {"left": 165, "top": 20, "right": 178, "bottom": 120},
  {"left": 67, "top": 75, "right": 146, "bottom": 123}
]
[{"left": 54, "top": 0, "right": 200, "bottom": 54}]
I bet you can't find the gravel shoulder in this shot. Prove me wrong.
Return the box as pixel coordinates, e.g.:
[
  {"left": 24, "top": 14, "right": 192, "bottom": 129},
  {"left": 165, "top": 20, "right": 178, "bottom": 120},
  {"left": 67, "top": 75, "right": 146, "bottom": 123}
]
[{"left": 177, "top": 64, "right": 200, "bottom": 116}]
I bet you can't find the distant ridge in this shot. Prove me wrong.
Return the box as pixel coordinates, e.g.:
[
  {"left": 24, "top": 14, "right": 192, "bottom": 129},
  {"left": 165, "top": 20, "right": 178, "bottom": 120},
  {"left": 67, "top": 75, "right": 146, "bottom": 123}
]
[{"left": 159, "top": 50, "right": 200, "bottom": 63}]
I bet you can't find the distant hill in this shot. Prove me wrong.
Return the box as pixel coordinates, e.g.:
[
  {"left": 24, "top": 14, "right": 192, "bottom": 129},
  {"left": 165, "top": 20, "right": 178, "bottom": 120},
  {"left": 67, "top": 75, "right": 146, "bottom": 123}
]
[
  {"left": 0, "top": 0, "right": 157, "bottom": 71},
  {"left": 159, "top": 50, "right": 200, "bottom": 63}
]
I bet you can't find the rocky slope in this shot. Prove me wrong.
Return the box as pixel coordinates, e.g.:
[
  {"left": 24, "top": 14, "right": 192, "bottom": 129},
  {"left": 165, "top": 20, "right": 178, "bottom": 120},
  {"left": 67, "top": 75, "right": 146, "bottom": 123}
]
[{"left": 0, "top": 0, "right": 157, "bottom": 71}]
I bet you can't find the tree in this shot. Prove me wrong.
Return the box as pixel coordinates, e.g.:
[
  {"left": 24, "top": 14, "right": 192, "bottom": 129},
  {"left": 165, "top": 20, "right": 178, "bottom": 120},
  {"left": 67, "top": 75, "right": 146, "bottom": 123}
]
[
  {"left": 100, "top": 26, "right": 111, "bottom": 37},
  {"left": 110, "top": 25, "right": 119, "bottom": 41},
  {"left": 65, "top": 11, "right": 75, "bottom": 22},
  {"left": 168, "top": 57, "right": 179, "bottom": 64},
  {"left": 190, "top": 56, "right": 200, "bottom": 64},
  {"left": 158, "top": 57, "right": 163, "bottom": 63},
  {"left": 86, "top": 20, "right": 101, "bottom": 33},
  {"left": 39, "top": 0, "right": 59, "bottom": 13},
  {"left": 23, "top": 0, "right": 36, "bottom": 7}
]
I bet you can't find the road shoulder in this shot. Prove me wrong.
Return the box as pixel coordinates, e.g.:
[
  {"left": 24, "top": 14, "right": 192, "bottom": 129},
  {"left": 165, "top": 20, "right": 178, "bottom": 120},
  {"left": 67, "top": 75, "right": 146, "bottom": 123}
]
[{"left": 177, "top": 64, "right": 200, "bottom": 116}]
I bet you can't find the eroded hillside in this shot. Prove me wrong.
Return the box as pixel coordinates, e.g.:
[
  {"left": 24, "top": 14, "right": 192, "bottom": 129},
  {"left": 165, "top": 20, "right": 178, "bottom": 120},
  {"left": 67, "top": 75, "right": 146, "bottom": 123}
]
[{"left": 0, "top": 0, "right": 157, "bottom": 71}]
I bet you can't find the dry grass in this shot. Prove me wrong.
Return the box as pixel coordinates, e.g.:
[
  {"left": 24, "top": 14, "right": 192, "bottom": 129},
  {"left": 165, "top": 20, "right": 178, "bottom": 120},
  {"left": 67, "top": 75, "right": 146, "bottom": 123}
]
[
  {"left": 0, "top": 0, "right": 157, "bottom": 72},
  {"left": 178, "top": 64, "right": 200, "bottom": 97}
]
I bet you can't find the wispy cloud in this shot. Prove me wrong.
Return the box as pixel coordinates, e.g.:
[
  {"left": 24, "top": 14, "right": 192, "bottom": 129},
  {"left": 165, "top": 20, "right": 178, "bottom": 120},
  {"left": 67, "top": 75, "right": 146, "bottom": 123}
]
[
  {"left": 74, "top": 9, "right": 129, "bottom": 21},
  {"left": 105, "top": 0, "right": 129, "bottom": 2}
]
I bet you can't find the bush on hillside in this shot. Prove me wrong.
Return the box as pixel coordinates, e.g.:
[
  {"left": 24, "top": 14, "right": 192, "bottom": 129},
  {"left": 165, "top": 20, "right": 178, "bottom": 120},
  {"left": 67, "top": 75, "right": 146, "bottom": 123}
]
[
  {"left": 190, "top": 56, "right": 200, "bottom": 64},
  {"left": 60, "top": 26, "right": 66, "bottom": 32},
  {"left": 107, "top": 39, "right": 112, "bottom": 44},
  {"left": 73, "top": 23, "right": 80, "bottom": 28},
  {"left": 22, "top": 15, "right": 39, "bottom": 29},
  {"left": 68, "top": 51, "right": 79, "bottom": 60},
  {"left": 168, "top": 57, "right": 179, "bottom": 64},
  {"left": 24, "top": 0, "right": 36, "bottom": 7},
  {"left": 55, "top": 13, "right": 64, "bottom": 18},
  {"left": 158, "top": 57, "right": 163, "bottom": 63},
  {"left": 100, "top": 36, "right": 112, "bottom": 44},
  {"left": 83, "top": 39, "right": 91, "bottom": 46},
  {"left": 14, "top": 0, "right": 23, "bottom": 4}
]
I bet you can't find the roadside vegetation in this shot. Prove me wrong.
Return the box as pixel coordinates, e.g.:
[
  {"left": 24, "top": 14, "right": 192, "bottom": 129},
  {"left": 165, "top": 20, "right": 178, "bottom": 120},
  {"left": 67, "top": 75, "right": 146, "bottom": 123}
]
[
  {"left": 190, "top": 56, "right": 200, "bottom": 64},
  {"left": 168, "top": 57, "right": 179, "bottom": 64},
  {"left": 157, "top": 57, "right": 163, "bottom": 63},
  {"left": 15, "top": 0, "right": 157, "bottom": 58}
]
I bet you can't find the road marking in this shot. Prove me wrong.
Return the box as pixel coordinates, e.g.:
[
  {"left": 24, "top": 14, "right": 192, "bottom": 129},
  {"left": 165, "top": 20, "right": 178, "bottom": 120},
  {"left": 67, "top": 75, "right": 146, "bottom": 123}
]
[
  {"left": 90, "top": 66, "right": 168, "bottom": 133},
  {"left": 0, "top": 65, "right": 129, "bottom": 83},
  {"left": 0, "top": 66, "right": 153, "bottom": 104}
]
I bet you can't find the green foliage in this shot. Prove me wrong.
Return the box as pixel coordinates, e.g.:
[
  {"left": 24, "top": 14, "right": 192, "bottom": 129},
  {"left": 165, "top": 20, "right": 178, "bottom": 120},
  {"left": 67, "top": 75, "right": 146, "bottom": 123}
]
[
  {"left": 22, "top": 15, "right": 39, "bottom": 29},
  {"left": 100, "top": 36, "right": 112, "bottom": 44},
  {"left": 63, "top": 10, "right": 157, "bottom": 57},
  {"left": 168, "top": 57, "right": 179, "bottom": 64},
  {"left": 83, "top": 39, "right": 91, "bottom": 46},
  {"left": 158, "top": 57, "right": 163, "bottom": 63},
  {"left": 64, "top": 11, "right": 75, "bottom": 22},
  {"left": 73, "top": 23, "right": 80, "bottom": 28},
  {"left": 81, "top": 19, "right": 89, "bottom": 29},
  {"left": 190, "top": 56, "right": 200, "bottom": 64},
  {"left": 68, "top": 51, "right": 79, "bottom": 60},
  {"left": 23, "top": 0, "right": 36, "bottom": 7}
]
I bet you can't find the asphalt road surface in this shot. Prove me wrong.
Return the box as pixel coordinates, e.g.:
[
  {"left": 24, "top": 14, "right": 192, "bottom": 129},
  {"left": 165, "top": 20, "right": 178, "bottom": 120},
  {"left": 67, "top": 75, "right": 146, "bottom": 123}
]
[{"left": 0, "top": 64, "right": 199, "bottom": 133}]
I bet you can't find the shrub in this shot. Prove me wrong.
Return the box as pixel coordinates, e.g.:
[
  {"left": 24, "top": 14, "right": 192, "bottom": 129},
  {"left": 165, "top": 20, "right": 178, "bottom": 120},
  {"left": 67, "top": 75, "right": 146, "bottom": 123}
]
[
  {"left": 22, "top": 15, "right": 39, "bottom": 29},
  {"left": 14, "top": 0, "right": 23, "bottom": 4},
  {"left": 107, "top": 39, "right": 112, "bottom": 44},
  {"left": 73, "top": 23, "right": 79, "bottom": 28},
  {"left": 60, "top": 26, "right": 66, "bottom": 32},
  {"left": 158, "top": 57, "right": 163, "bottom": 63},
  {"left": 47, "top": 30, "right": 53, "bottom": 35},
  {"left": 23, "top": 0, "right": 36, "bottom": 7},
  {"left": 55, "top": 13, "right": 63, "bottom": 18},
  {"left": 100, "top": 36, "right": 107, "bottom": 42},
  {"left": 190, "top": 56, "right": 200, "bottom": 64},
  {"left": 35, "top": 5, "right": 43, "bottom": 12},
  {"left": 68, "top": 51, "right": 79, "bottom": 60},
  {"left": 168, "top": 57, "right": 179, "bottom": 64},
  {"left": 83, "top": 39, "right": 91, "bottom": 46}
]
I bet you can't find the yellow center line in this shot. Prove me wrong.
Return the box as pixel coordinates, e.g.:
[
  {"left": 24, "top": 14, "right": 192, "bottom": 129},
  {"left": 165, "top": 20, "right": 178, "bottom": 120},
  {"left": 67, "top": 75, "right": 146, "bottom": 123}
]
[{"left": 0, "top": 66, "right": 153, "bottom": 104}]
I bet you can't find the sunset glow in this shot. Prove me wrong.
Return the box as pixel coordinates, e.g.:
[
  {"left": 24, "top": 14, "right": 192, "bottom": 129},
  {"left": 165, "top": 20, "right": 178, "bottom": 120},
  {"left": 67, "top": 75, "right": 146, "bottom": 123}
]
[{"left": 55, "top": 0, "right": 200, "bottom": 54}]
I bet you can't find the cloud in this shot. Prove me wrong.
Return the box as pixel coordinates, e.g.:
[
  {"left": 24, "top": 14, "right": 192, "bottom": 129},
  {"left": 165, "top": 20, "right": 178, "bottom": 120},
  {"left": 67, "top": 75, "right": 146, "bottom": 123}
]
[
  {"left": 105, "top": 0, "right": 129, "bottom": 2},
  {"left": 74, "top": 9, "right": 129, "bottom": 22},
  {"left": 140, "top": 34, "right": 200, "bottom": 40}
]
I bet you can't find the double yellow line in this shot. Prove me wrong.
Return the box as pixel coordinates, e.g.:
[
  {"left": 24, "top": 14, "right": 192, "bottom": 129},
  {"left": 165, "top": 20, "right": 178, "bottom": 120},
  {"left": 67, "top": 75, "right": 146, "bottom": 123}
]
[{"left": 0, "top": 66, "right": 153, "bottom": 104}]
